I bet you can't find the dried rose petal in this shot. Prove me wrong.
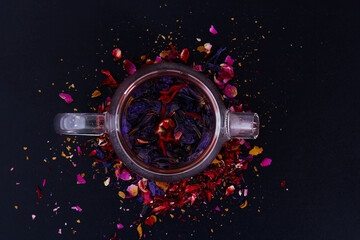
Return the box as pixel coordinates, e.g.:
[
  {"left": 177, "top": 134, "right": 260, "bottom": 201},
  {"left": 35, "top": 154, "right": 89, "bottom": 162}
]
[
  {"left": 174, "top": 131, "right": 183, "bottom": 141},
  {"left": 123, "top": 59, "right": 136, "bottom": 75},
  {"left": 260, "top": 158, "right": 272, "bottom": 167},
  {"left": 223, "top": 84, "right": 238, "bottom": 98},
  {"left": 112, "top": 48, "right": 122, "bottom": 60},
  {"left": 180, "top": 48, "right": 189, "bottom": 63},
  {"left": 118, "top": 169, "right": 131, "bottom": 181},
  {"left": 193, "top": 65, "right": 203, "bottom": 72},
  {"left": 101, "top": 69, "right": 111, "bottom": 76},
  {"left": 127, "top": 184, "right": 138, "bottom": 197},
  {"left": 88, "top": 150, "right": 97, "bottom": 157},
  {"left": 76, "top": 174, "right": 86, "bottom": 184},
  {"left": 185, "top": 112, "right": 202, "bottom": 120},
  {"left": 77, "top": 146, "right": 82, "bottom": 156},
  {"left": 71, "top": 206, "right": 82, "bottom": 212},
  {"left": 190, "top": 193, "right": 196, "bottom": 205},
  {"left": 281, "top": 180, "right": 286, "bottom": 187},
  {"left": 209, "top": 25, "right": 218, "bottom": 34},
  {"left": 145, "top": 216, "right": 155, "bottom": 226},
  {"left": 138, "top": 178, "right": 149, "bottom": 193},
  {"left": 225, "top": 55, "right": 235, "bottom": 66},
  {"left": 225, "top": 185, "right": 235, "bottom": 196},
  {"left": 104, "top": 177, "right": 110, "bottom": 186},
  {"left": 204, "top": 43, "right": 212, "bottom": 53},
  {"left": 59, "top": 93, "right": 73, "bottom": 104},
  {"left": 36, "top": 186, "right": 43, "bottom": 199}
]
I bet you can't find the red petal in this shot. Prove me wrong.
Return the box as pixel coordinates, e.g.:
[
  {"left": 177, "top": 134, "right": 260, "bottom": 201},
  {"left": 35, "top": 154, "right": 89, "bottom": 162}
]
[
  {"left": 180, "top": 48, "right": 190, "bottom": 63},
  {"left": 145, "top": 216, "right": 155, "bottom": 226},
  {"left": 88, "top": 150, "right": 97, "bottom": 157},
  {"left": 98, "top": 75, "right": 119, "bottom": 88},
  {"left": 185, "top": 112, "right": 202, "bottom": 120},
  {"left": 112, "top": 48, "right": 122, "bottom": 60},
  {"left": 137, "top": 139, "right": 150, "bottom": 144},
  {"left": 101, "top": 69, "right": 111, "bottom": 76},
  {"left": 281, "top": 180, "right": 286, "bottom": 187},
  {"left": 36, "top": 186, "right": 43, "bottom": 199},
  {"left": 152, "top": 205, "right": 167, "bottom": 213}
]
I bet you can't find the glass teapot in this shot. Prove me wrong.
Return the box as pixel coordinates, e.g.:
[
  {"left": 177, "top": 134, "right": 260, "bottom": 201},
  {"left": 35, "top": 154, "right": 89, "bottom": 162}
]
[{"left": 54, "top": 63, "right": 259, "bottom": 182}]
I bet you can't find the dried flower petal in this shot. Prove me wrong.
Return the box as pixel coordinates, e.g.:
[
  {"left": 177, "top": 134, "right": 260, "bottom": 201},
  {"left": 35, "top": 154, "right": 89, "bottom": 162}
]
[
  {"left": 71, "top": 206, "right": 82, "bottom": 212},
  {"left": 223, "top": 84, "right": 238, "bottom": 98},
  {"left": 240, "top": 200, "right": 248, "bottom": 208},
  {"left": 145, "top": 216, "right": 155, "bottom": 226},
  {"left": 127, "top": 184, "right": 139, "bottom": 197},
  {"left": 101, "top": 69, "right": 111, "bottom": 76},
  {"left": 197, "top": 45, "right": 205, "bottom": 53},
  {"left": 137, "top": 224, "right": 143, "bottom": 239},
  {"left": 76, "top": 174, "right": 86, "bottom": 184},
  {"left": 209, "top": 25, "right": 218, "bottom": 34},
  {"left": 104, "top": 177, "right": 110, "bottom": 186},
  {"left": 117, "top": 169, "right": 131, "bottom": 181},
  {"left": 260, "top": 158, "right": 272, "bottom": 167},
  {"left": 59, "top": 93, "right": 73, "bottom": 104},
  {"left": 118, "top": 191, "right": 126, "bottom": 199},
  {"left": 77, "top": 146, "right": 82, "bottom": 156},
  {"left": 117, "top": 223, "right": 124, "bottom": 229},
  {"left": 112, "top": 48, "right": 122, "bottom": 60},
  {"left": 180, "top": 48, "right": 189, "bottom": 63},
  {"left": 204, "top": 43, "right": 212, "bottom": 53},
  {"left": 91, "top": 90, "right": 101, "bottom": 98},
  {"left": 155, "top": 182, "right": 168, "bottom": 192},
  {"left": 281, "top": 180, "right": 286, "bottom": 187},
  {"left": 225, "top": 55, "right": 235, "bottom": 66},
  {"left": 36, "top": 186, "right": 43, "bottom": 199},
  {"left": 123, "top": 59, "right": 136, "bottom": 75},
  {"left": 249, "top": 146, "right": 263, "bottom": 156},
  {"left": 225, "top": 185, "right": 235, "bottom": 196}
]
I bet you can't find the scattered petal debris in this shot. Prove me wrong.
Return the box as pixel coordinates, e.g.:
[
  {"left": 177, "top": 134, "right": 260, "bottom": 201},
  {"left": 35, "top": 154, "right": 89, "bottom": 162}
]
[
  {"left": 59, "top": 93, "right": 74, "bottom": 104},
  {"left": 209, "top": 25, "right": 218, "bottom": 34},
  {"left": 76, "top": 174, "right": 86, "bottom": 184},
  {"left": 112, "top": 48, "right": 122, "bottom": 60},
  {"left": 71, "top": 206, "right": 83, "bottom": 212},
  {"left": 260, "top": 158, "right": 272, "bottom": 167}
]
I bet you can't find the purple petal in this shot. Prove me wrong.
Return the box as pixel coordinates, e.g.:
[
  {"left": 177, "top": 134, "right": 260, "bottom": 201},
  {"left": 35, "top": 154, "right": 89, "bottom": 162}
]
[
  {"left": 215, "top": 206, "right": 220, "bottom": 211},
  {"left": 209, "top": 25, "right": 218, "bottom": 34},
  {"left": 59, "top": 93, "right": 73, "bottom": 104},
  {"left": 261, "top": 158, "right": 272, "bottom": 167}
]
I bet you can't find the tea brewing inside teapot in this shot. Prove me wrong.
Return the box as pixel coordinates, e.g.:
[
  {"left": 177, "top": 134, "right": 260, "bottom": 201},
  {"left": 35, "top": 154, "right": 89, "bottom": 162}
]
[{"left": 119, "top": 75, "right": 216, "bottom": 171}]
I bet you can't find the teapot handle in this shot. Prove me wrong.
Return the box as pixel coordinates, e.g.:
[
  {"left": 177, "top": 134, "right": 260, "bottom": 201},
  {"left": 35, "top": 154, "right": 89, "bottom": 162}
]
[
  {"left": 54, "top": 113, "right": 108, "bottom": 136},
  {"left": 226, "top": 111, "right": 259, "bottom": 139}
]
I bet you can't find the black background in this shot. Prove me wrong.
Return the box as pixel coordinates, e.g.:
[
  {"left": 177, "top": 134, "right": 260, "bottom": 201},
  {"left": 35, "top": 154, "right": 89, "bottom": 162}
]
[{"left": 2, "top": 0, "right": 360, "bottom": 239}]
